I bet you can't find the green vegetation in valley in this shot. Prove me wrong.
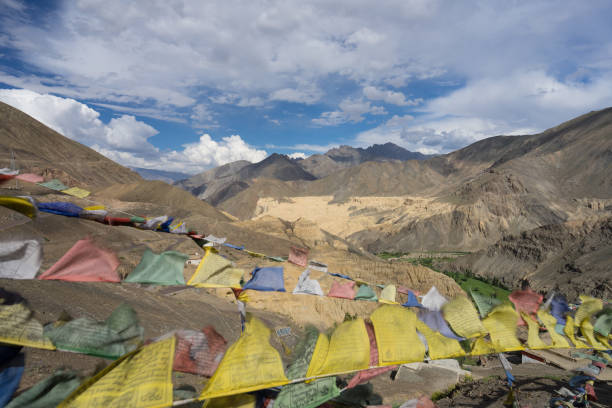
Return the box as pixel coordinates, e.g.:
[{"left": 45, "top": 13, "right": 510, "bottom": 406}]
[{"left": 376, "top": 251, "right": 510, "bottom": 300}]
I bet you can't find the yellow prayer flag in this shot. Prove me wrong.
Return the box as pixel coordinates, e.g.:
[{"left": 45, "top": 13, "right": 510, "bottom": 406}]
[
  {"left": 0, "top": 196, "right": 37, "bottom": 218},
  {"left": 536, "top": 309, "right": 570, "bottom": 348},
  {"left": 442, "top": 295, "right": 487, "bottom": 339},
  {"left": 306, "top": 333, "right": 330, "bottom": 379},
  {"left": 574, "top": 296, "right": 603, "bottom": 327},
  {"left": 480, "top": 304, "right": 523, "bottom": 352},
  {"left": 564, "top": 316, "right": 590, "bottom": 349},
  {"left": 415, "top": 319, "right": 465, "bottom": 360},
  {"left": 199, "top": 315, "right": 289, "bottom": 400},
  {"left": 84, "top": 205, "right": 105, "bottom": 210},
  {"left": 580, "top": 319, "right": 608, "bottom": 350},
  {"left": 311, "top": 319, "right": 370, "bottom": 376},
  {"left": 595, "top": 334, "right": 611, "bottom": 349},
  {"left": 379, "top": 285, "right": 398, "bottom": 304},
  {"left": 470, "top": 337, "right": 497, "bottom": 356},
  {"left": 59, "top": 336, "right": 175, "bottom": 408},
  {"left": 61, "top": 187, "right": 90, "bottom": 198},
  {"left": 371, "top": 305, "right": 426, "bottom": 365},
  {"left": 203, "top": 393, "right": 256, "bottom": 408},
  {"left": 0, "top": 303, "right": 55, "bottom": 350},
  {"left": 522, "top": 313, "right": 549, "bottom": 350},
  {"left": 187, "top": 247, "right": 243, "bottom": 289}
]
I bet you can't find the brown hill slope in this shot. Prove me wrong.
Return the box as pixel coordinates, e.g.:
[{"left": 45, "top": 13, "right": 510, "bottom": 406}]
[
  {"left": 95, "top": 180, "right": 230, "bottom": 221},
  {"left": 446, "top": 217, "right": 612, "bottom": 299},
  {"left": 0, "top": 101, "right": 141, "bottom": 187}
]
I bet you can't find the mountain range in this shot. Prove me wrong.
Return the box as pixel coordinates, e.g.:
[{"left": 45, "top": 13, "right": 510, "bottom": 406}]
[{"left": 1, "top": 100, "right": 611, "bottom": 298}]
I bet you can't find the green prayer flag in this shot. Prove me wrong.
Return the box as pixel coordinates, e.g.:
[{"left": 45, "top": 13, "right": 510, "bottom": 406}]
[
  {"left": 44, "top": 304, "right": 143, "bottom": 359},
  {"left": 38, "top": 179, "right": 68, "bottom": 191},
  {"left": 124, "top": 249, "right": 188, "bottom": 285},
  {"left": 593, "top": 308, "right": 612, "bottom": 337},
  {"left": 274, "top": 328, "right": 340, "bottom": 408},
  {"left": 5, "top": 370, "right": 81, "bottom": 408},
  {"left": 469, "top": 289, "right": 502, "bottom": 318},
  {"left": 355, "top": 285, "right": 378, "bottom": 302}
]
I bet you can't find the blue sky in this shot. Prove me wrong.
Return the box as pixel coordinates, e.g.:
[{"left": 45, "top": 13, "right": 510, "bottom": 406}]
[{"left": 1, "top": 0, "right": 612, "bottom": 174}]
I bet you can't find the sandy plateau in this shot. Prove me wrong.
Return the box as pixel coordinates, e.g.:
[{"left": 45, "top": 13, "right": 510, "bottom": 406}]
[{"left": 254, "top": 195, "right": 452, "bottom": 242}]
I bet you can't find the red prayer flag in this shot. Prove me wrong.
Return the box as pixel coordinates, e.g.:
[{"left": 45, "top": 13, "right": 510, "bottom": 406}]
[{"left": 38, "top": 238, "right": 120, "bottom": 282}]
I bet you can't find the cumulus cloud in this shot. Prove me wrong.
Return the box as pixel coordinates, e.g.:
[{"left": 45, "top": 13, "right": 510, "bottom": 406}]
[
  {"left": 313, "top": 97, "right": 386, "bottom": 126},
  {"left": 269, "top": 86, "right": 323, "bottom": 105},
  {"left": 0, "top": 88, "right": 267, "bottom": 173},
  {"left": 363, "top": 86, "right": 421, "bottom": 106}
]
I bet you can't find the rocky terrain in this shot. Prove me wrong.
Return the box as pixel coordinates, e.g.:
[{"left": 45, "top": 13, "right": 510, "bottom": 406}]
[{"left": 447, "top": 216, "right": 612, "bottom": 299}]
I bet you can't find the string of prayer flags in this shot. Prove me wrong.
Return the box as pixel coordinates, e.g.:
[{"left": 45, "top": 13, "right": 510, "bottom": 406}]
[
  {"left": 38, "top": 238, "right": 121, "bottom": 282},
  {"left": 4, "top": 369, "right": 81, "bottom": 408},
  {"left": 274, "top": 328, "right": 340, "bottom": 408},
  {"left": 379, "top": 285, "right": 398, "bottom": 304},
  {"left": 508, "top": 288, "right": 543, "bottom": 326},
  {"left": 58, "top": 336, "right": 175, "bottom": 408},
  {"left": 0, "top": 289, "right": 55, "bottom": 350},
  {"left": 199, "top": 315, "right": 289, "bottom": 400},
  {"left": 355, "top": 284, "right": 378, "bottom": 302},
  {"left": 415, "top": 319, "right": 465, "bottom": 360},
  {"left": 442, "top": 295, "right": 487, "bottom": 339},
  {"left": 187, "top": 248, "right": 243, "bottom": 289},
  {"left": 38, "top": 179, "right": 68, "bottom": 191},
  {"left": 371, "top": 305, "right": 426, "bottom": 365},
  {"left": 293, "top": 269, "right": 324, "bottom": 296},
  {"left": 172, "top": 327, "right": 227, "bottom": 377},
  {"left": 288, "top": 246, "right": 309, "bottom": 267},
  {"left": 0, "top": 196, "right": 37, "bottom": 218},
  {"left": 0, "top": 238, "right": 42, "bottom": 279},
  {"left": 125, "top": 249, "right": 188, "bottom": 286},
  {"left": 242, "top": 266, "right": 286, "bottom": 292},
  {"left": 420, "top": 286, "right": 447, "bottom": 311},
  {"left": 347, "top": 322, "right": 396, "bottom": 388},
  {"left": 61, "top": 187, "right": 90, "bottom": 199},
  {"left": 44, "top": 303, "right": 144, "bottom": 359},
  {"left": 328, "top": 280, "right": 356, "bottom": 300},
  {"left": 469, "top": 289, "right": 502, "bottom": 318},
  {"left": 308, "top": 318, "right": 370, "bottom": 376}
]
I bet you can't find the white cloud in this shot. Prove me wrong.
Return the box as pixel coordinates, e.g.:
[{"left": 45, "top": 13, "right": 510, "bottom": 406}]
[
  {"left": 363, "top": 86, "right": 421, "bottom": 106},
  {"left": 269, "top": 86, "right": 323, "bottom": 105},
  {"left": 0, "top": 88, "right": 267, "bottom": 173},
  {"left": 356, "top": 70, "right": 612, "bottom": 153},
  {"left": 313, "top": 97, "right": 387, "bottom": 126},
  {"left": 288, "top": 152, "right": 307, "bottom": 159},
  {"left": 190, "top": 103, "right": 217, "bottom": 128},
  {"left": 210, "top": 93, "right": 265, "bottom": 107}
]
